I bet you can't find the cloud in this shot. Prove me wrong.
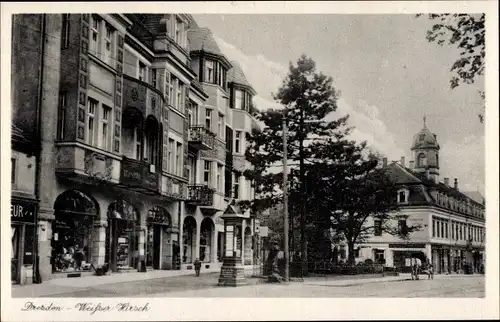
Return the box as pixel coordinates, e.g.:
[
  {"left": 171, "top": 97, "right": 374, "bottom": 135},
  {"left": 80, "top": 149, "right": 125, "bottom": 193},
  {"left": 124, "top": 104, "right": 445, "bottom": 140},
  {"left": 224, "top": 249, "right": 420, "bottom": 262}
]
[
  {"left": 214, "top": 36, "right": 285, "bottom": 111},
  {"left": 440, "top": 134, "right": 485, "bottom": 195},
  {"left": 215, "top": 36, "right": 405, "bottom": 166}
]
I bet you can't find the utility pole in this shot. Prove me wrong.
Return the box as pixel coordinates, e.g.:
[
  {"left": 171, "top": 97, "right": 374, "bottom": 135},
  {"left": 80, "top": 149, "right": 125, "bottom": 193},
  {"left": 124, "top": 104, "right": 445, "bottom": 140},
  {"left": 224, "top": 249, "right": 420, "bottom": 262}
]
[{"left": 282, "top": 109, "right": 290, "bottom": 282}]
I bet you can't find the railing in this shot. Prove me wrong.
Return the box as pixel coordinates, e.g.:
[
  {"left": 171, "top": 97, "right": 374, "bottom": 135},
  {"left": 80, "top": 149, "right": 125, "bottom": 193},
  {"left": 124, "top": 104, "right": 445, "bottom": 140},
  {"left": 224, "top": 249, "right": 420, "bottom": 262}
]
[
  {"left": 187, "top": 185, "right": 215, "bottom": 206},
  {"left": 188, "top": 125, "right": 216, "bottom": 150}
]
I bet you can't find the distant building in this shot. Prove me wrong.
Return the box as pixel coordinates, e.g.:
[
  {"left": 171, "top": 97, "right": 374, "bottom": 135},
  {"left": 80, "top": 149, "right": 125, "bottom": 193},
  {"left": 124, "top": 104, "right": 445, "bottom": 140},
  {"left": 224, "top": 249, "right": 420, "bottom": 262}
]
[{"left": 355, "top": 118, "right": 485, "bottom": 274}]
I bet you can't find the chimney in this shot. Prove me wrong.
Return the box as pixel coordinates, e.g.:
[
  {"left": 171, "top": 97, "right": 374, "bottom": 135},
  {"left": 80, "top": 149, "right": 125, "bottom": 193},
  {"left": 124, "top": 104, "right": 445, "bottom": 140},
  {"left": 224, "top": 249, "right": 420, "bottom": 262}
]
[
  {"left": 444, "top": 177, "right": 450, "bottom": 187},
  {"left": 400, "top": 156, "right": 405, "bottom": 167},
  {"left": 409, "top": 161, "right": 414, "bottom": 170},
  {"left": 382, "top": 157, "right": 387, "bottom": 167},
  {"left": 454, "top": 178, "right": 458, "bottom": 190}
]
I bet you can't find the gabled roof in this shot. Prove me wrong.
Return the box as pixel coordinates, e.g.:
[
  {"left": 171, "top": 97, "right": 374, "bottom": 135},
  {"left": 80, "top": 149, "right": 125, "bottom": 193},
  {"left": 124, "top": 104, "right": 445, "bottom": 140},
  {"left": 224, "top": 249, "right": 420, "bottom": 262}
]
[
  {"left": 227, "top": 61, "right": 256, "bottom": 94},
  {"left": 187, "top": 27, "right": 223, "bottom": 56}
]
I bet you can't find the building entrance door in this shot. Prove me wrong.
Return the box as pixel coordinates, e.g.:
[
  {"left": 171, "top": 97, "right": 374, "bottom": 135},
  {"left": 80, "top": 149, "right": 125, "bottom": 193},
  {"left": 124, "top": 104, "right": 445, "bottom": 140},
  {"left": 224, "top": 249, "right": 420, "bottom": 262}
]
[
  {"left": 146, "top": 224, "right": 161, "bottom": 269},
  {"left": 11, "top": 225, "right": 21, "bottom": 284}
]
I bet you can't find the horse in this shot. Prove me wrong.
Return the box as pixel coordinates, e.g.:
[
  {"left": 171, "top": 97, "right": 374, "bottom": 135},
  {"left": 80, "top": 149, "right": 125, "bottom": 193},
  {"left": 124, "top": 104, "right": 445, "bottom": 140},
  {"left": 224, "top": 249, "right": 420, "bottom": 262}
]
[{"left": 411, "top": 258, "right": 434, "bottom": 280}]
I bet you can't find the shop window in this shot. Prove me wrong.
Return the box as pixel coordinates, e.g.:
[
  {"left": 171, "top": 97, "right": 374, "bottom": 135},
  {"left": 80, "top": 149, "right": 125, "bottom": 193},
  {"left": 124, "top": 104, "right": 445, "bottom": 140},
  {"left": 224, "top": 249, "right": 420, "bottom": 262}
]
[{"left": 52, "top": 190, "right": 98, "bottom": 273}]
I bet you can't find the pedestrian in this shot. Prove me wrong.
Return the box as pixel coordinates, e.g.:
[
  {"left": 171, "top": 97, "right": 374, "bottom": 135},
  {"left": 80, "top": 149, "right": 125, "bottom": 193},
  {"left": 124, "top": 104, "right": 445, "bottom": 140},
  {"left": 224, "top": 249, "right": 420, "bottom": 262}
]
[{"left": 194, "top": 258, "right": 201, "bottom": 277}]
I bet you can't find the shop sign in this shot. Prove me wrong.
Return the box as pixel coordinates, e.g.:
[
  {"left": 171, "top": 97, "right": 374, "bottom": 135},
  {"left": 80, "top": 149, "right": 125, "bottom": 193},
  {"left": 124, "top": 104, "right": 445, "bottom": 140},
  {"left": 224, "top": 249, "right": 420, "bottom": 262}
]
[
  {"left": 389, "top": 243, "right": 426, "bottom": 249},
  {"left": 11, "top": 199, "right": 36, "bottom": 224},
  {"left": 120, "top": 158, "right": 159, "bottom": 191}
]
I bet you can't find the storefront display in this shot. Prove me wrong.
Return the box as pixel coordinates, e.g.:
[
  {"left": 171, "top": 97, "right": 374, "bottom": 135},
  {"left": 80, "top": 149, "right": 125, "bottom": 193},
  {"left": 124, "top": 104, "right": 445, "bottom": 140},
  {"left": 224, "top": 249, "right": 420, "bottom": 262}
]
[
  {"left": 52, "top": 190, "right": 98, "bottom": 273},
  {"left": 11, "top": 197, "right": 37, "bottom": 284},
  {"left": 145, "top": 206, "right": 171, "bottom": 269},
  {"left": 107, "top": 199, "right": 140, "bottom": 272}
]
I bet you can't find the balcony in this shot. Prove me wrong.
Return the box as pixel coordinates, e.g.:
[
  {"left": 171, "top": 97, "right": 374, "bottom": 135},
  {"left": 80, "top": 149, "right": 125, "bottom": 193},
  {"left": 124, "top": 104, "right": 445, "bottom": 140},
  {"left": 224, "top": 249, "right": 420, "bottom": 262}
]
[
  {"left": 119, "top": 156, "right": 160, "bottom": 194},
  {"left": 186, "top": 185, "right": 215, "bottom": 206},
  {"left": 123, "top": 74, "right": 164, "bottom": 119},
  {"left": 188, "top": 125, "right": 216, "bottom": 150}
]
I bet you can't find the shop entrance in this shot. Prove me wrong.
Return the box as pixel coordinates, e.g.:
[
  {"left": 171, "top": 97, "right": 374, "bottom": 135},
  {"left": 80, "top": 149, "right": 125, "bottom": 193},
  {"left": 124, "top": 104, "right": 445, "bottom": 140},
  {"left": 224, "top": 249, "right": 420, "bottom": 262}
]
[
  {"left": 107, "top": 199, "right": 140, "bottom": 272},
  {"left": 146, "top": 206, "right": 172, "bottom": 270},
  {"left": 183, "top": 216, "right": 197, "bottom": 264},
  {"left": 11, "top": 225, "right": 21, "bottom": 283},
  {"left": 52, "top": 190, "right": 98, "bottom": 275}
]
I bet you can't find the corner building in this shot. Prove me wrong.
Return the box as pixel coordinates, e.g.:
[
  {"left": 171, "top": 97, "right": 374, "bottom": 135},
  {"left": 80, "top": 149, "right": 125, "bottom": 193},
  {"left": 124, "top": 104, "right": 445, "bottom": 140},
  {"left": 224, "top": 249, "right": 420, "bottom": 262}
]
[
  {"left": 10, "top": 13, "right": 261, "bottom": 282},
  {"left": 353, "top": 120, "right": 486, "bottom": 274}
]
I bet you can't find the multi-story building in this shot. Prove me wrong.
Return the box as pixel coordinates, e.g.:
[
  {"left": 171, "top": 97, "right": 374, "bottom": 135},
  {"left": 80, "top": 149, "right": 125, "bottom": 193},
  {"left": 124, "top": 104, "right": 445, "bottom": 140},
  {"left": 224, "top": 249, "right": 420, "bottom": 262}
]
[
  {"left": 355, "top": 119, "right": 486, "bottom": 274},
  {"left": 10, "top": 13, "right": 262, "bottom": 283}
]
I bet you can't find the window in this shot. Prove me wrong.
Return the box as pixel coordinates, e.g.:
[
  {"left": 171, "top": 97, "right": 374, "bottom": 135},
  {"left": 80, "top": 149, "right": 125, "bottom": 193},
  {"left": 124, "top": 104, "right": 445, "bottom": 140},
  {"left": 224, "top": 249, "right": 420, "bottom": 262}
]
[
  {"left": 398, "top": 190, "right": 407, "bottom": 203},
  {"left": 176, "top": 142, "right": 183, "bottom": 176},
  {"left": 459, "top": 224, "right": 463, "bottom": 240},
  {"left": 188, "top": 156, "right": 196, "bottom": 184},
  {"left": 419, "top": 134, "right": 425, "bottom": 141},
  {"left": 440, "top": 221, "right": 444, "bottom": 238},
  {"left": 168, "top": 73, "right": 174, "bottom": 106},
  {"left": 436, "top": 220, "right": 440, "bottom": 238},
  {"left": 151, "top": 97, "right": 156, "bottom": 111},
  {"left": 90, "top": 15, "right": 100, "bottom": 56},
  {"left": 235, "top": 90, "right": 243, "bottom": 110},
  {"left": 398, "top": 219, "right": 407, "bottom": 235},
  {"left": 417, "top": 153, "right": 426, "bottom": 167},
  {"left": 164, "top": 71, "right": 171, "bottom": 103},
  {"left": 374, "top": 219, "right": 382, "bottom": 236},
  {"left": 204, "top": 60, "right": 214, "bottom": 83},
  {"left": 176, "top": 80, "right": 184, "bottom": 113},
  {"left": 135, "top": 127, "right": 142, "bottom": 160},
  {"left": 139, "top": 62, "right": 146, "bottom": 82},
  {"left": 432, "top": 218, "right": 436, "bottom": 237},
  {"left": 11, "top": 158, "right": 16, "bottom": 185},
  {"left": 57, "top": 92, "right": 67, "bottom": 140},
  {"left": 168, "top": 139, "right": 175, "bottom": 173},
  {"left": 233, "top": 174, "right": 240, "bottom": 199},
  {"left": 151, "top": 69, "right": 157, "bottom": 88},
  {"left": 235, "top": 131, "right": 241, "bottom": 154},
  {"left": 86, "top": 98, "right": 97, "bottom": 146},
  {"left": 99, "top": 105, "right": 111, "bottom": 150},
  {"left": 216, "top": 164, "right": 223, "bottom": 191},
  {"left": 455, "top": 224, "right": 459, "bottom": 241},
  {"left": 104, "top": 24, "right": 113, "bottom": 65},
  {"left": 61, "top": 14, "right": 70, "bottom": 49},
  {"left": 203, "top": 161, "right": 211, "bottom": 186},
  {"left": 451, "top": 222, "right": 455, "bottom": 240},
  {"left": 218, "top": 113, "right": 224, "bottom": 139},
  {"left": 205, "top": 109, "right": 212, "bottom": 131}
]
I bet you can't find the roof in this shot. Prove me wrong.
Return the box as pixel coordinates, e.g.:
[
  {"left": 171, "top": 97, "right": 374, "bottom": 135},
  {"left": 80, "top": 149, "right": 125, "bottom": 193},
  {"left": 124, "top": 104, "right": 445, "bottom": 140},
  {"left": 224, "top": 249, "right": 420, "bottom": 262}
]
[
  {"left": 187, "top": 27, "right": 223, "bottom": 56},
  {"left": 227, "top": 61, "right": 256, "bottom": 94},
  {"left": 384, "top": 162, "right": 484, "bottom": 208},
  {"left": 411, "top": 118, "right": 440, "bottom": 150},
  {"left": 462, "top": 191, "right": 485, "bottom": 205}
]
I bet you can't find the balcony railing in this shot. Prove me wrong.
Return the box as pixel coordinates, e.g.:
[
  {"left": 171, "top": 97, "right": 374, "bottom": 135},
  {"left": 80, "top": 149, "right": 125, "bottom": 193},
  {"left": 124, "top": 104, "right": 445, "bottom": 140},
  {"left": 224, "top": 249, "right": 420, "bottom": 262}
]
[
  {"left": 188, "top": 125, "right": 216, "bottom": 150},
  {"left": 186, "top": 185, "right": 215, "bottom": 206}
]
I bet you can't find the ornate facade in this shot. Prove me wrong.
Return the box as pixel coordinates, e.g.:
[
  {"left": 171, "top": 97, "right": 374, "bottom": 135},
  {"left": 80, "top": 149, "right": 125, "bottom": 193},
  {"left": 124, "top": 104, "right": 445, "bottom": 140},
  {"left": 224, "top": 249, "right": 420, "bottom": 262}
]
[{"left": 10, "top": 13, "right": 262, "bottom": 283}]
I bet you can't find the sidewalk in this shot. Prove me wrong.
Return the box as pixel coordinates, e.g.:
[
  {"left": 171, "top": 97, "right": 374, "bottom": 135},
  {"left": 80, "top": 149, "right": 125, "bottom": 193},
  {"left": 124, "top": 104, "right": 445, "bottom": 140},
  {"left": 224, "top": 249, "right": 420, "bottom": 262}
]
[{"left": 11, "top": 265, "right": 258, "bottom": 298}]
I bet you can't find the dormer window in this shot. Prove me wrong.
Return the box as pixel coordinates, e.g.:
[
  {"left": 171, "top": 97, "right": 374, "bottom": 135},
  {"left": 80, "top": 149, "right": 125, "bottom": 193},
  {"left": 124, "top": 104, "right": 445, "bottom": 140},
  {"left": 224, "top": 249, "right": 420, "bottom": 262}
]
[
  {"left": 204, "top": 60, "right": 215, "bottom": 83},
  {"left": 419, "top": 134, "right": 425, "bottom": 141},
  {"left": 166, "top": 14, "right": 187, "bottom": 50},
  {"left": 397, "top": 188, "right": 409, "bottom": 203}
]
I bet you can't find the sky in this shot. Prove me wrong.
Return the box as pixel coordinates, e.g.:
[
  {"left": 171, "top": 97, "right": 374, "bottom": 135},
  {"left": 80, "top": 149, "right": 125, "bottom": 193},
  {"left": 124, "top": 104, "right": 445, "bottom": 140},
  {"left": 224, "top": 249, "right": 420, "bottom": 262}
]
[{"left": 192, "top": 14, "right": 485, "bottom": 195}]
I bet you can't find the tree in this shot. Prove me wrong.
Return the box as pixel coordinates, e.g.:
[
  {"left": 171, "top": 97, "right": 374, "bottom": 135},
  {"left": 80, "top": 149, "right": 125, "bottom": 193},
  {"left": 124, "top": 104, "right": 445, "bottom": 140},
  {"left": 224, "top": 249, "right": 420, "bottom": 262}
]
[
  {"left": 417, "top": 13, "right": 485, "bottom": 122},
  {"left": 245, "top": 54, "right": 346, "bottom": 275},
  {"left": 305, "top": 140, "right": 421, "bottom": 265}
]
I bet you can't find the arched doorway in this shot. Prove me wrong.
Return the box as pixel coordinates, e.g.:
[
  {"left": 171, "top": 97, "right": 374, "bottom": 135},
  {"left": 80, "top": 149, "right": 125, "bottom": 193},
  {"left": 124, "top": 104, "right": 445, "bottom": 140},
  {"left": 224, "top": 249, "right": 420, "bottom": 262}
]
[
  {"left": 52, "top": 190, "right": 98, "bottom": 273},
  {"left": 106, "top": 199, "right": 140, "bottom": 272},
  {"left": 146, "top": 206, "right": 172, "bottom": 270},
  {"left": 200, "top": 218, "right": 214, "bottom": 263},
  {"left": 183, "top": 216, "right": 196, "bottom": 264},
  {"left": 244, "top": 226, "right": 252, "bottom": 265}
]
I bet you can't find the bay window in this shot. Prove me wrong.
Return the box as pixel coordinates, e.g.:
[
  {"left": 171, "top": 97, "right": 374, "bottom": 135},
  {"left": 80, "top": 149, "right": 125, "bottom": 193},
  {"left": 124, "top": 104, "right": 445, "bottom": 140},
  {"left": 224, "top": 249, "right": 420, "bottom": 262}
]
[
  {"left": 235, "top": 90, "right": 243, "bottom": 110},
  {"left": 217, "top": 164, "right": 223, "bottom": 192},
  {"left": 104, "top": 24, "right": 114, "bottom": 65},
  {"left": 90, "top": 16, "right": 100, "bottom": 56},
  {"left": 235, "top": 131, "right": 242, "bottom": 154},
  {"left": 89, "top": 15, "right": 115, "bottom": 68}
]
